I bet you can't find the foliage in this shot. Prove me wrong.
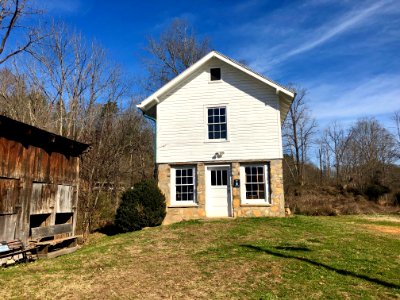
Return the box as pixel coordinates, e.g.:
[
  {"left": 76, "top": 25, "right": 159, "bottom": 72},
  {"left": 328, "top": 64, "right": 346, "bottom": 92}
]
[
  {"left": 285, "top": 114, "right": 399, "bottom": 210},
  {"left": 115, "top": 180, "right": 166, "bottom": 232},
  {"left": 285, "top": 184, "right": 399, "bottom": 216}
]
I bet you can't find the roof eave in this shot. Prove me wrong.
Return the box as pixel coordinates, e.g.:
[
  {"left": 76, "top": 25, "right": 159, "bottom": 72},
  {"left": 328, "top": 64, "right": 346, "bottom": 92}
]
[{"left": 277, "top": 91, "right": 297, "bottom": 125}]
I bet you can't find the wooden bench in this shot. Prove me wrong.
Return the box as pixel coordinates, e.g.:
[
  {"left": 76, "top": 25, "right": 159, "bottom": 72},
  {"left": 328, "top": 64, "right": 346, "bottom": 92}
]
[{"left": 33, "top": 236, "right": 77, "bottom": 258}]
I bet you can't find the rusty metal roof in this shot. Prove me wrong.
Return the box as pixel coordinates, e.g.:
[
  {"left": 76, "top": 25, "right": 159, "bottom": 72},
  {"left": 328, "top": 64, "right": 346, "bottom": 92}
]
[{"left": 0, "top": 115, "right": 89, "bottom": 157}]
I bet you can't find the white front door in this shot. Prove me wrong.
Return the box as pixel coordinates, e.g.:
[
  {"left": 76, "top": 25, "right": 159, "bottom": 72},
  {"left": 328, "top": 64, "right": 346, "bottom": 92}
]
[{"left": 206, "top": 166, "right": 232, "bottom": 217}]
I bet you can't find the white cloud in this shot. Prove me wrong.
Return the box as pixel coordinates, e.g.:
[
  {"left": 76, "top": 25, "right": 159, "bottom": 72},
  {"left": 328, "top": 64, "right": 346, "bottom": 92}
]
[
  {"left": 307, "top": 74, "right": 400, "bottom": 127},
  {"left": 224, "top": 0, "right": 400, "bottom": 131},
  {"left": 277, "top": 1, "right": 390, "bottom": 63},
  {"left": 231, "top": 0, "right": 398, "bottom": 75}
]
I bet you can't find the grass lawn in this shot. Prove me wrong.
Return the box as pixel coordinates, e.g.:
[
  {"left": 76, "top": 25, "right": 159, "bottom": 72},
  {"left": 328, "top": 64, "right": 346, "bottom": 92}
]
[{"left": 0, "top": 215, "right": 399, "bottom": 299}]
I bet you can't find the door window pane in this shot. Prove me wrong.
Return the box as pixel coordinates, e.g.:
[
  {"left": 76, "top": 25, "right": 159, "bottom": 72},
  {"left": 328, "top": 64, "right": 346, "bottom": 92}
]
[{"left": 211, "top": 169, "right": 228, "bottom": 186}]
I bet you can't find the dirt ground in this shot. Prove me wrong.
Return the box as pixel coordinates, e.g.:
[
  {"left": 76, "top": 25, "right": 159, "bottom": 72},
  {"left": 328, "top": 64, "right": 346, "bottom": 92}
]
[{"left": 363, "top": 224, "right": 400, "bottom": 235}]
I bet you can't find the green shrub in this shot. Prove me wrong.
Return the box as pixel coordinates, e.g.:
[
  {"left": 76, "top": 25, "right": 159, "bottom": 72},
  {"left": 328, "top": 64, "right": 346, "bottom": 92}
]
[
  {"left": 115, "top": 180, "right": 166, "bottom": 232},
  {"left": 364, "top": 184, "right": 390, "bottom": 201}
]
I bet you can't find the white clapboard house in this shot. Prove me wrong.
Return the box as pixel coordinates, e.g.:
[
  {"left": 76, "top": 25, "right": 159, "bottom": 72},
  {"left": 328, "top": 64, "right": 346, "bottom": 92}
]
[{"left": 137, "top": 51, "right": 295, "bottom": 224}]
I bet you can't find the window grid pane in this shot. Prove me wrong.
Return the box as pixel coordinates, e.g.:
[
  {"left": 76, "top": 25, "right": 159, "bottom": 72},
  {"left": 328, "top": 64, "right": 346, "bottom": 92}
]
[
  {"left": 175, "top": 167, "right": 195, "bottom": 202},
  {"left": 211, "top": 170, "right": 228, "bottom": 186},
  {"left": 207, "top": 107, "right": 227, "bottom": 139},
  {"left": 244, "top": 166, "right": 266, "bottom": 200}
]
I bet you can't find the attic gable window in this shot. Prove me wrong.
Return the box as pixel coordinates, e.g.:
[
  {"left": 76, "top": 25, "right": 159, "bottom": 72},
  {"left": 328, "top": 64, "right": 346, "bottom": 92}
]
[{"left": 210, "top": 68, "right": 221, "bottom": 81}]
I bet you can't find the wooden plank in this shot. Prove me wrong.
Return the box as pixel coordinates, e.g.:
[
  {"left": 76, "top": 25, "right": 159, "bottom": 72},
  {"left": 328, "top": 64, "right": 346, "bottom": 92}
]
[
  {"left": 43, "top": 246, "right": 78, "bottom": 259},
  {"left": 31, "top": 224, "right": 72, "bottom": 240},
  {"left": 34, "top": 236, "right": 76, "bottom": 246},
  {"left": 0, "top": 178, "right": 19, "bottom": 214}
]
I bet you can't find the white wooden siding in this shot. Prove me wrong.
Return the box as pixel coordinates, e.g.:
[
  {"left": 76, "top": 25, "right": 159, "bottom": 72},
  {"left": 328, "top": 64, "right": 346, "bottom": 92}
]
[{"left": 157, "top": 58, "right": 283, "bottom": 163}]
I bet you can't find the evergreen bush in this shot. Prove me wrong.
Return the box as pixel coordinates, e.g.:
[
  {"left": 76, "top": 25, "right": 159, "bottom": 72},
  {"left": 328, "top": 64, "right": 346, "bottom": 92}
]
[{"left": 115, "top": 179, "right": 166, "bottom": 232}]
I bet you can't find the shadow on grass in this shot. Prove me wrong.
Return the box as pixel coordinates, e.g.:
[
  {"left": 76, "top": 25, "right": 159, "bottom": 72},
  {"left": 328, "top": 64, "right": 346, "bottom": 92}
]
[
  {"left": 241, "top": 244, "right": 400, "bottom": 289},
  {"left": 274, "top": 246, "right": 311, "bottom": 251},
  {"left": 95, "top": 223, "right": 121, "bottom": 236}
]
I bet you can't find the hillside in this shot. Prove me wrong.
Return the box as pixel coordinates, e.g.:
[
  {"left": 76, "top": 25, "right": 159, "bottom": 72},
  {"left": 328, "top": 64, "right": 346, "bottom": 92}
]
[{"left": 1, "top": 216, "right": 399, "bottom": 299}]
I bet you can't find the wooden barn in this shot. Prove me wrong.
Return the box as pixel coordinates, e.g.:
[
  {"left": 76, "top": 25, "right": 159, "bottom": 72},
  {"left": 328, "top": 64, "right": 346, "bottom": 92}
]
[{"left": 0, "top": 115, "right": 89, "bottom": 260}]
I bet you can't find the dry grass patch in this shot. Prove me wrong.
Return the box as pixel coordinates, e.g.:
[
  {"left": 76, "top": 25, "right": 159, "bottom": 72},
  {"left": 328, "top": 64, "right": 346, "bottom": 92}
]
[
  {"left": 358, "top": 215, "right": 400, "bottom": 223},
  {"left": 362, "top": 224, "right": 400, "bottom": 235}
]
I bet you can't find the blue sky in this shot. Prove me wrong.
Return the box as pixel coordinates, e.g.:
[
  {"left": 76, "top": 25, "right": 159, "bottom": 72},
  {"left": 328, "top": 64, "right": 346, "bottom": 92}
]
[{"left": 31, "top": 0, "right": 400, "bottom": 131}]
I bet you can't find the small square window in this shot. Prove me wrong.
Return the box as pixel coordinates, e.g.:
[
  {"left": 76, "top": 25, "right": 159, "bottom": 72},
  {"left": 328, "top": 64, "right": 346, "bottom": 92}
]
[{"left": 210, "top": 68, "right": 221, "bottom": 81}]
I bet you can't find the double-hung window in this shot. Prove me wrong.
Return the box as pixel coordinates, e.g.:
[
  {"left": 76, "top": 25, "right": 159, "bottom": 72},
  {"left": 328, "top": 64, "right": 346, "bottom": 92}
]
[
  {"left": 207, "top": 107, "right": 227, "bottom": 140},
  {"left": 240, "top": 164, "right": 270, "bottom": 204},
  {"left": 171, "top": 166, "right": 196, "bottom": 205}
]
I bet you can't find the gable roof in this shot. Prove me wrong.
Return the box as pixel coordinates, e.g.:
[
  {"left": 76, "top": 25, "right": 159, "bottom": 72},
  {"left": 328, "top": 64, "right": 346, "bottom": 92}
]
[{"left": 137, "top": 51, "right": 296, "bottom": 123}]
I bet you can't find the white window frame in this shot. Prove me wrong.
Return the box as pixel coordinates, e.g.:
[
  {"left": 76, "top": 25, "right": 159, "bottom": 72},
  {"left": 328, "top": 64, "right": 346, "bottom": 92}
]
[
  {"left": 170, "top": 166, "right": 197, "bottom": 207},
  {"left": 240, "top": 164, "right": 270, "bottom": 205},
  {"left": 204, "top": 104, "right": 229, "bottom": 142}
]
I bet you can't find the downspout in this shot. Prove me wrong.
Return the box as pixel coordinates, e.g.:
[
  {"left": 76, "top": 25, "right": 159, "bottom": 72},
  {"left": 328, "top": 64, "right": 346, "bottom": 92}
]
[{"left": 143, "top": 112, "right": 157, "bottom": 178}]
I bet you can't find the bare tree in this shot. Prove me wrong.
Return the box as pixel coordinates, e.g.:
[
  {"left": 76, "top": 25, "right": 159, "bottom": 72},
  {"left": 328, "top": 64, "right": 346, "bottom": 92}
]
[
  {"left": 16, "top": 23, "right": 155, "bottom": 237},
  {"left": 394, "top": 111, "right": 400, "bottom": 156},
  {"left": 0, "top": 0, "right": 41, "bottom": 65},
  {"left": 143, "top": 19, "right": 210, "bottom": 91},
  {"left": 343, "top": 118, "right": 397, "bottom": 190},
  {"left": 26, "top": 23, "right": 118, "bottom": 139},
  {"left": 79, "top": 101, "right": 154, "bottom": 238},
  {"left": 322, "top": 121, "right": 350, "bottom": 185},
  {"left": 0, "top": 67, "right": 51, "bottom": 127},
  {"left": 316, "top": 137, "right": 331, "bottom": 183},
  {"left": 0, "top": 16, "right": 155, "bottom": 237},
  {"left": 283, "top": 87, "right": 317, "bottom": 185}
]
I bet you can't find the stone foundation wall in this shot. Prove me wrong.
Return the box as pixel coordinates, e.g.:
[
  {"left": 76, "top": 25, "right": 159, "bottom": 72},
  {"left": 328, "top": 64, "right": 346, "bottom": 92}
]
[
  {"left": 159, "top": 163, "right": 206, "bottom": 225},
  {"left": 158, "top": 159, "right": 285, "bottom": 225},
  {"left": 232, "top": 160, "right": 285, "bottom": 217}
]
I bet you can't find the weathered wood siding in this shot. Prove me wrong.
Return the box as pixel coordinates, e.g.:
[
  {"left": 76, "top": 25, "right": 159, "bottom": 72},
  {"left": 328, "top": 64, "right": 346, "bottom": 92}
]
[
  {"left": 55, "top": 185, "right": 74, "bottom": 213},
  {"left": 157, "top": 58, "right": 283, "bottom": 164},
  {"left": 0, "top": 135, "right": 80, "bottom": 245}
]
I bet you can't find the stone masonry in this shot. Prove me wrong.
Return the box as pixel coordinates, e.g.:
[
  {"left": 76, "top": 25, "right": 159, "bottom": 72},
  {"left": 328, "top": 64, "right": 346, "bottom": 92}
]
[
  {"left": 232, "top": 160, "right": 285, "bottom": 218},
  {"left": 159, "top": 159, "right": 285, "bottom": 225}
]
